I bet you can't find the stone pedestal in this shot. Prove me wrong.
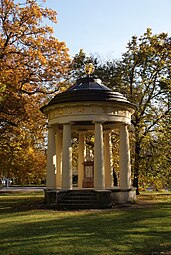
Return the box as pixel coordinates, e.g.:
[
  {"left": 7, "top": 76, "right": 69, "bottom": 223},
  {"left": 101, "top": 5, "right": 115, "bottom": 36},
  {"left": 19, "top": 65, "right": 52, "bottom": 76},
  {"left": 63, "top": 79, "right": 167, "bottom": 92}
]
[{"left": 110, "top": 187, "right": 137, "bottom": 204}]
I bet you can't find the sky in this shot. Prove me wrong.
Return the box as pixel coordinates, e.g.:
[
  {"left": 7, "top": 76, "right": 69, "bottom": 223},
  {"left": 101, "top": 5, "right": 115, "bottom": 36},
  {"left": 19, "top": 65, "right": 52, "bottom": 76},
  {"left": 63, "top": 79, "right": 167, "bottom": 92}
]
[{"left": 43, "top": 0, "right": 171, "bottom": 60}]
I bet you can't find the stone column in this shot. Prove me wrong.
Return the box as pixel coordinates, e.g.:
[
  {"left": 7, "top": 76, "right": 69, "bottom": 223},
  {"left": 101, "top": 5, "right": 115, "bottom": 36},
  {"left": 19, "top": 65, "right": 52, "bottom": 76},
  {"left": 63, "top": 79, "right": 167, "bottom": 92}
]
[
  {"left": 55, "top": 130, "right": 62, "bottom": 189},
  {"left": 119, "top": 124, "right": 131, "bottom": 189},
  {"left": 94, "top": 122, "right": 105, "bottom": 189},
  {"left": 78, "top": 133, "right": 85, "bottom": 188},
  {"left": 46, "top": 126, "right": 56, "bottom": 189},
  {"left": 62, "top": 123, "right": 72, "bottom": 189},
  {"left": 104, "top": 132, "right": 113, "bottom": 188}
]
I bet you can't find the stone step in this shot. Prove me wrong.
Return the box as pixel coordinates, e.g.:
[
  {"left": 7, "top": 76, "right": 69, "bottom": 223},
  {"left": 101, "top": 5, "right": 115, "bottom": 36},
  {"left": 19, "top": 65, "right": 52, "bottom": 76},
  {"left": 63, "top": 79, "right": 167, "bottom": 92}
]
[
  {"left": 61, "top": 199, "right": 97, "bottom": 204},
  {"left": 53, "top": 189, "right": 112, "bottom": 210},
  {"left": 64, "top": 190, "right": 96, "bottom": 196},
  {"left": 56, "top": 203, "right": 111, "bottom": 210},
  {"left": 57, "top": 190, "right": 98, "bottom": 209},
  {"left": 62, "top": 195, "right": 96, "bottom": 200}
]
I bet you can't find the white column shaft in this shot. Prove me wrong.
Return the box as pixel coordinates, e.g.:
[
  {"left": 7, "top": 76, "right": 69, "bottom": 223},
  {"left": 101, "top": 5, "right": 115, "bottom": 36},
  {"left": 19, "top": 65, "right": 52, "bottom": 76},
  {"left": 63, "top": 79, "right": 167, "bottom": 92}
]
[
  {"left": 78, "top": 133, "right": 85, "bottom": 188},
  {"left": 56, "top": 131, "right": 62, "bottom": 189},
  {"left": 104, "top": 132, "right": 113, "bottom": 188},
  {"left": 62, "top": 123, "right": 72, "bottom": 189},
  {"left": 119, "top": 124, "right": 131, "bottom": 189},
  {"left": 47, "top": 127, "right": 56, "bottom": 189},
  {"left": 94, "top": 122, "right": 105, "bottom": 189}
]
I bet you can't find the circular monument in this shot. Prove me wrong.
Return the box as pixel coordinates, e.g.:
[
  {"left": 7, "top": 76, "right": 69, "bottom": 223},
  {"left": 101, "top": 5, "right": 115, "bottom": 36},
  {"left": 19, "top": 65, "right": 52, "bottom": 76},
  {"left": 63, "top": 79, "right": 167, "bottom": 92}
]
[{"left": 41, "top": 74, "right": 136, "bottom": 208}]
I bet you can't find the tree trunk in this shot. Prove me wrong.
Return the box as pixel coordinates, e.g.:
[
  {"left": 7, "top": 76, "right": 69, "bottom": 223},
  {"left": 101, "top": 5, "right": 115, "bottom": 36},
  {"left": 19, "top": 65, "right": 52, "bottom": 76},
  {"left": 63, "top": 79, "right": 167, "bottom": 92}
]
[{"left": 133, "top": 139, "right": 141, "bottom": 195}]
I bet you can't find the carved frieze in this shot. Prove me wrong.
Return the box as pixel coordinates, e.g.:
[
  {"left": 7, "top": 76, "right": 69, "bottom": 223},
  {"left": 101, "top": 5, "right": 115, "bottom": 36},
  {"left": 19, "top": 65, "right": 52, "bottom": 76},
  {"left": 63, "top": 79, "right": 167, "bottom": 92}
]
[{"left": 48, "top": 104, "right": 132, "bottom": 123}]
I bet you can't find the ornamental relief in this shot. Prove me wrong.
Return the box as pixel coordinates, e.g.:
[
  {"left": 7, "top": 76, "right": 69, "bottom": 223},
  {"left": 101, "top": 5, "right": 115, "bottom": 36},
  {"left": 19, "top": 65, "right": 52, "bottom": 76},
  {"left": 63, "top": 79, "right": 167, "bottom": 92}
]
[
  {"left": 48, "top": 105, "right": 131, "bottom": 121},
  {"left": 68, "top": 108, "right": 72, "bottom": 114},
  {"left": 58, "top": 108, "right": 63, "bottom": 115},
  {"left": 78, "top": 107, "right": 85, "bottom": 113},
  {"left": 48, "top": 111, "right": 55, "bottom": 119},
  {"left": 116, "top": 110, "right": 127, "bottom": 116}
]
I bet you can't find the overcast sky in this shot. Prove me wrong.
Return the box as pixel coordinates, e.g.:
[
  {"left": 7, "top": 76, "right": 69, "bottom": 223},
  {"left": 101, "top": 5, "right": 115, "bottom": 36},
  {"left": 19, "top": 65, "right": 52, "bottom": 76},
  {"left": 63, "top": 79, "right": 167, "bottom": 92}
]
[{"left": 43, "top": 0, "right": 171, "bottom": 59}]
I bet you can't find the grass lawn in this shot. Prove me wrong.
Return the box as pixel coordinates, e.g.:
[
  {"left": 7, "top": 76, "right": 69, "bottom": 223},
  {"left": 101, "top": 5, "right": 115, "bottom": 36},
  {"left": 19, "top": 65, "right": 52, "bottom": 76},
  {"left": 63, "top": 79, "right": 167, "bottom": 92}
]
[{"left": 0, "top": 191, "right": 171, "bottom": 255}]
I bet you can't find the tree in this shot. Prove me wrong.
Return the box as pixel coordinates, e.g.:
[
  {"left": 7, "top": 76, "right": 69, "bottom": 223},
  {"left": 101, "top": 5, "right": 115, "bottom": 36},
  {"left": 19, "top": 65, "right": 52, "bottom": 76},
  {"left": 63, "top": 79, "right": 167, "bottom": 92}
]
[
  {"left": 72, "top": 30, "right": 171, "bottom": 193},
  {"left": 95, "top": 29, "right": 171, "bottom": 193},
  {"left": 120, "top": 29, "right": 171, "bottom": 193},
  {"left": 0, "top": 0, "right": 71, "bottom": 183},
  {"left": 139, "top": 114, "right": 171, "bottom": 190}
]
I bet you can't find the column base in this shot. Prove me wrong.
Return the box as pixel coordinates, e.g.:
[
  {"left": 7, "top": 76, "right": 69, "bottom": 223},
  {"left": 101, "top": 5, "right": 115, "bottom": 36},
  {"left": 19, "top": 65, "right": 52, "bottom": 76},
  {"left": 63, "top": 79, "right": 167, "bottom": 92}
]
[
  {"left": 44, "top": 189, "right": 58, "bottom": 205},
  {"left": 110, "top": 187, "right": 137, "bottom": 204}
]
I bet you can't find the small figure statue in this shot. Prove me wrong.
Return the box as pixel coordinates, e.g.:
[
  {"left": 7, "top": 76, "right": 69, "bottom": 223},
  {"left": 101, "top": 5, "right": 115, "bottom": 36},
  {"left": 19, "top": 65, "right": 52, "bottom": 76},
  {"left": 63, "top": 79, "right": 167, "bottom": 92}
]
[{"left": 84, "top": 63, "right": 95, "bottom": 75}]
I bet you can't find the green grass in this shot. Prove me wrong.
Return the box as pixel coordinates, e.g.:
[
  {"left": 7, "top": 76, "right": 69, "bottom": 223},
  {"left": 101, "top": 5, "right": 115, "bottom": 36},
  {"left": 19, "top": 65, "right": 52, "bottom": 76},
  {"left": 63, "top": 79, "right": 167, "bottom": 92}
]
[{"left": 0, "top": 191, "right": 171, "bottom": 255}]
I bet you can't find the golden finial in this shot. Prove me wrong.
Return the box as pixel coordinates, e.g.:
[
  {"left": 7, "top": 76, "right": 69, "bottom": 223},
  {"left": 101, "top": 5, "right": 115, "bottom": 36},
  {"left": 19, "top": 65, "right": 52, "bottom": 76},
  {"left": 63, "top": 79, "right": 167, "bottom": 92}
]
[{"left": 84, "top": 63, "right": 95, "bottom": 75}]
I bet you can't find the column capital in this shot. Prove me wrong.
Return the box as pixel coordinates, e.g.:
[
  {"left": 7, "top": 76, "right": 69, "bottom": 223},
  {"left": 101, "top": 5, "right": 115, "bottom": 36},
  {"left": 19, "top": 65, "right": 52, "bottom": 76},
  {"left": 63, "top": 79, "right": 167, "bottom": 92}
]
[
  {"left": 54, "top": 125, "right": 62, "bottom": 132},
  {"left": 93, "top": 121, "right": 105, "bottom": 124},
  {"left": 120, "top": 123, "right": 129, "bottom": 127},
  {"left": 47, "top": 124, "right": 54, "bottom": 129},
  {"left": 61, "top": 121, "right": 73, "bottom": 125}
]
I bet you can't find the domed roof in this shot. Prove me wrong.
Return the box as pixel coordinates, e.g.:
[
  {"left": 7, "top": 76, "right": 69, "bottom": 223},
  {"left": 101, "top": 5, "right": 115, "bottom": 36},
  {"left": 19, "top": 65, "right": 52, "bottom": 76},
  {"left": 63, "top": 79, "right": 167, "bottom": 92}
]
[
  {"left": 44, "top": 77, "right": 134, "bottom": 108},
  {"left": 68, "top": 77, "right": 111, "bottom": 91}
]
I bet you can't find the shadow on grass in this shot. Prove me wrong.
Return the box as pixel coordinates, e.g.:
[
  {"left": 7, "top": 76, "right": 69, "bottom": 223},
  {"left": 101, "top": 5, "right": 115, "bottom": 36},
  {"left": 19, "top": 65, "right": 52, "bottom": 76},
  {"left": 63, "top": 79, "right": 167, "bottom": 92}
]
[
  {"left": 0, "top": 192, "right": 171, "bottom": 255},
  {"left": 0, "top": 191, "right": 45, "bottom": 214}
]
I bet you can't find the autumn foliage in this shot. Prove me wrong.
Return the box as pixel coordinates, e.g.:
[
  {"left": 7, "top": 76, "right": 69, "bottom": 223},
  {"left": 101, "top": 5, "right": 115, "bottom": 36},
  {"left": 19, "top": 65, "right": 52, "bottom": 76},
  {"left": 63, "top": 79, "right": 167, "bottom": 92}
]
[{"left": 0, "top": 0, "right": 71, "bottom": 184}]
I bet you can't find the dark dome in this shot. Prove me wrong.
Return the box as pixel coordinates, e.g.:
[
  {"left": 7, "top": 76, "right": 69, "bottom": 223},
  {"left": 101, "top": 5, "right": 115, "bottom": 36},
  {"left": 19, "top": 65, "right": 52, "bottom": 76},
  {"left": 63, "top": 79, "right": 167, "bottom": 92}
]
[
  {"left": 68, "top": 77, "right": 111, "bottom": 91},
  {"left": 46, "top": 77, "right": 133, "bottom": 106}
]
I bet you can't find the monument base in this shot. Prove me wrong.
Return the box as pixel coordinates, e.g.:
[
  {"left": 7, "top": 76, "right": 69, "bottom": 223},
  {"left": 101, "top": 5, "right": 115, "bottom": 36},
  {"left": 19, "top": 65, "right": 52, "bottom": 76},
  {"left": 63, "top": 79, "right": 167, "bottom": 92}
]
[
  {"left": 110, "top": 187, "right": 137, "bottom": 204},
  {"left": 44, "top": 187, "right": 136, "bottom": 209}
]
